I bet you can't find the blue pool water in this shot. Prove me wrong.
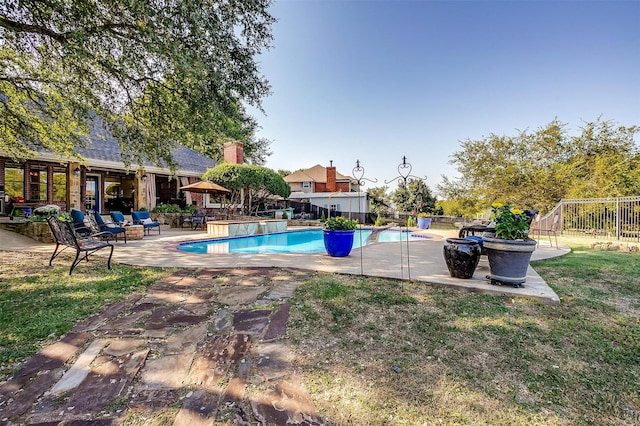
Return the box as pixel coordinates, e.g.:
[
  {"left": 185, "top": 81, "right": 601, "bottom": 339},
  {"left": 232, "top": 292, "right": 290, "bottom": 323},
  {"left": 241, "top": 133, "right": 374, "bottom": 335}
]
[{"left": 177, "top": 229, "right": 430, "bottom": 254}]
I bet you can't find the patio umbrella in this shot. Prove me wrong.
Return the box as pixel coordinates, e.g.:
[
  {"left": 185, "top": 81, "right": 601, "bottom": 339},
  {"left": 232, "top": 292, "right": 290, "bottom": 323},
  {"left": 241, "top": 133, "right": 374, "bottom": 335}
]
[{"left": 179, "top": 180, "right": 231, "bottom": 195}]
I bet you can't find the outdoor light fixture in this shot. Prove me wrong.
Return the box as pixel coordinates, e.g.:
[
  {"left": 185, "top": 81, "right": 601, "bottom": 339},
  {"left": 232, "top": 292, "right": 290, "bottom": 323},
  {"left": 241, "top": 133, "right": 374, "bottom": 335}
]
[
  {"left": 73, "top": 167, "right": 81, "bottom": 176},
  {"left": 141, "top": 173, "right": 148, "bottom": 182}
]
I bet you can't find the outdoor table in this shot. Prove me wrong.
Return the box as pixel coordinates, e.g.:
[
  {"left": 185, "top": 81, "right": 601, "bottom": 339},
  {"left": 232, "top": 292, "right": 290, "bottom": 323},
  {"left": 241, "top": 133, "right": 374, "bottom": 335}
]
[
  {"left": 458, "top": 224, "right": 495, "bottom": 238},
  {"left": 126, "top": 225, "right": 144, "bottom": 240}
]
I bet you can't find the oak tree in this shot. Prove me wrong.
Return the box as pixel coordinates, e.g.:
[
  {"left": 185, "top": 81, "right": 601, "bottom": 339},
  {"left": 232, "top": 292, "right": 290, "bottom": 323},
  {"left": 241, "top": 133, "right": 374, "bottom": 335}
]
[{"left": 0, "top": 0, "right": 274, "bottom": 166}]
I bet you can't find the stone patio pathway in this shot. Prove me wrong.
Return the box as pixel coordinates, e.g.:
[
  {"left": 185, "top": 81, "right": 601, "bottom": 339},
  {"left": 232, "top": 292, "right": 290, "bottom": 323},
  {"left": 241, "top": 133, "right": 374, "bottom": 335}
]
[{"left": 0, "top": 268, "right": 324, "bottom": 425}]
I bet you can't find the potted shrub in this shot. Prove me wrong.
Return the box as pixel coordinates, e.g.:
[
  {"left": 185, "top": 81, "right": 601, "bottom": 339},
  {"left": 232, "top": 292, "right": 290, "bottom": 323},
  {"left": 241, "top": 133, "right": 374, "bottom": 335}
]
[
  {"left": 417, "top": 212, "right": 432, "bottom": 229},
  {"left": 323, "top": 216, "right": 358, "bottom": 257},
  {"left": 483, "top": 203, "right": 537, "bottom": 287}
]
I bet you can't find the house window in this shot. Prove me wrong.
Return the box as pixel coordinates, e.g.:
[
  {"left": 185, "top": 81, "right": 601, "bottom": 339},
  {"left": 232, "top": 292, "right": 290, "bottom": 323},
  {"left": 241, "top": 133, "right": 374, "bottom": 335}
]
[
  {"left": 53, "top": 169, "right": 66, "bottom": 201},
  {"left": 29, "top": 167, "right": 47, "bottom": 200},
  {"left": 302, "top": 182, "right": 311, "bottom": 189},
  {"left": 5, "top": 164, "right": 24, "bottom": 199}
]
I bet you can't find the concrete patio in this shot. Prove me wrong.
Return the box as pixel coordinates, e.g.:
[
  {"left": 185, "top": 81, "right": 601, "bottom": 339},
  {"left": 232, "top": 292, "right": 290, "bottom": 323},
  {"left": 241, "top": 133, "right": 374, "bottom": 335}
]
[{"left": 1, "top": 224, "right": 567, "bottom": 303}]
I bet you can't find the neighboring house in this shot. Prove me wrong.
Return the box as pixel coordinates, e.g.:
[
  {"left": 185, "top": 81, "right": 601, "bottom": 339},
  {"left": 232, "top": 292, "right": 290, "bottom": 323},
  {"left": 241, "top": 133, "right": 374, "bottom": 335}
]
[
  {"left": 283, "top": 163, "right": 356, "bottom": 193},
  {"left": 284, "top": 163, "right": 370, "bottom": 222},
  {"left": 0, "top": 121, "right": 219, "bottom": 215}
]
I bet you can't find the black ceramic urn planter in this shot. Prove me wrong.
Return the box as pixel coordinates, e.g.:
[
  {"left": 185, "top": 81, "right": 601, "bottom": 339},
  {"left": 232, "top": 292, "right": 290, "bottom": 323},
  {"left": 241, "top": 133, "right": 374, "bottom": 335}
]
[{"left": 443, "top": 238, "right": 482, "bottom": 279}]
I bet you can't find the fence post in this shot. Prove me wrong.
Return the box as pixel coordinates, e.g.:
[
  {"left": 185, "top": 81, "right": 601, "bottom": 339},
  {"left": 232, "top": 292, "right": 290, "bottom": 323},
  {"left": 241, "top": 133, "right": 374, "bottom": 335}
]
[{"left": 616, "top": 197, "right": 620, "bottom": 240}]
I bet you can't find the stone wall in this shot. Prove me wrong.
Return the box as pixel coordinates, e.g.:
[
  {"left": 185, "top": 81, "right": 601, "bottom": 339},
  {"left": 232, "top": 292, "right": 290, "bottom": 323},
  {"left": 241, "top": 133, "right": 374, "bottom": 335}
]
[
  {"left": 590, "top": 241, "right": 640, "bottom": 253},
  {"left": 1, "top": 222, "right": 56, "bottom": 243}
]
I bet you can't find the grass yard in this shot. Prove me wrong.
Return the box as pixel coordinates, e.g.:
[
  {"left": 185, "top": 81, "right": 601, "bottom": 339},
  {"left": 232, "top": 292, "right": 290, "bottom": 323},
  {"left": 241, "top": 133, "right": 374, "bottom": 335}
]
[
  {"left": 0, "top": 251, "right": 171, "bottom": 378},
  {"left": 287, "top": 244, "right": 640, "bottom": 425},
  {"left": 0, "top": 243, "right": 638, "bottom": 425}
]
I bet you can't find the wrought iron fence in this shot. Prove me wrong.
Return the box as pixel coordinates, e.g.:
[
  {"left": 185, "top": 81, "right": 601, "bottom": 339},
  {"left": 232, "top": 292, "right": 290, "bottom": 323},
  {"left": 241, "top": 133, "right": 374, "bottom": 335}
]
[{"left": 537, "top": 196, "right": 640, "bottom": 242}]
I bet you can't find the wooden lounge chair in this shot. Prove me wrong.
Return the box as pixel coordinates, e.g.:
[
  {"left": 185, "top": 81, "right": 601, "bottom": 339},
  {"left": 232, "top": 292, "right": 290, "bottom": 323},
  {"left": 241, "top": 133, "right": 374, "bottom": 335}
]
[{"left": 46, "top": 216, "right": 114, "bottom": 275}]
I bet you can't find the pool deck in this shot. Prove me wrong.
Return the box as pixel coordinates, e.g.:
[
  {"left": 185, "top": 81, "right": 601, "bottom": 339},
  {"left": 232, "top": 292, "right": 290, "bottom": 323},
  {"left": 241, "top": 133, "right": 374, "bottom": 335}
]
[{"left": 0, "top": 225, "right": 567, "bottom": 303}]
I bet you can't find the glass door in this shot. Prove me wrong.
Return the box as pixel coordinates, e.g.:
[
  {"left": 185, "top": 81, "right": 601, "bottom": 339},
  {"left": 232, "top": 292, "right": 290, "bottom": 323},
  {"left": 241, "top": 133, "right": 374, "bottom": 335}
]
[{"left": 85, "top": 175, "right": 100, "bottom": 212}]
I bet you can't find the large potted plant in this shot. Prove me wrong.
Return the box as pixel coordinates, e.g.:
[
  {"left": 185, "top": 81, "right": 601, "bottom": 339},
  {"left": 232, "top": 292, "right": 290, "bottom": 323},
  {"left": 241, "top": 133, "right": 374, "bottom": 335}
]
[
  {"left": 417, "top": 212, "right": 432, "bottom": 229},
  {"left": 323, "top": 216, "right": 358, "bottom": 257},
  {"left": 483, "top": 203, "right": 537, "bottom": 287}
]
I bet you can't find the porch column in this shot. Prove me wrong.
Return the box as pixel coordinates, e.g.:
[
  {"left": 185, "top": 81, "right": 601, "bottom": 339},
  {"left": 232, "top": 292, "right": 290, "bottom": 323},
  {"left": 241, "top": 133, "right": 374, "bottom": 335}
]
[
  {"left": 67, "top": 162, "right": 82, "bottom": 210},
  {"left": 134, "top": 170, "right": 147, "bottom": 211}
]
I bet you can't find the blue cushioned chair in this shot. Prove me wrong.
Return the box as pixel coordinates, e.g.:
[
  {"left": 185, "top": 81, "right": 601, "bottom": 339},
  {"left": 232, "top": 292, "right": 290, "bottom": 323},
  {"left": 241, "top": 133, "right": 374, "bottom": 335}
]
[
  {"left": 88, "top": 211, "right": 127, "bottom": 243},
  {"left": 110, "top": 211, "right": 127, "bottom": 226},
  {"left": 70, "top": 208, "right": 93, "bottom": 237},
  {"left": 131, "top": 211, "right": 161, "bottom": 235},
  {"left": 70, "top": 208, "right": 114, "bottom": 242},
  {"left": 182, "top": 210, "right": 206, "bottom": 230}
]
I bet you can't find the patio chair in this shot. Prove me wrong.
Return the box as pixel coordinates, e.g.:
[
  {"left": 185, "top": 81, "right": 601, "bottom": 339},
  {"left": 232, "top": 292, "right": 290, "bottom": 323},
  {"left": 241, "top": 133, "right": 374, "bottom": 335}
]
[
  {"left": 70, "top": 208, "right": 91, "bottom": 236},
  {"left": 110, "top": 211, "right": 129, "bottom": 227},
  {"left": 131, "top": 210, "right": 161, "bottom": 235},
  {"left": 88, "top": 211, "right": 127, "bottom": 243},
  {"left": 46, "top": 216, "right": 114, "bottom": 275},
  {"left": 533, "top": 213, "right": 560, "bottom": 248},
  {"left": 182, "top": 210, "right": 206, "bottom": 230},
  {"left": 70, "top": 209, "right": 117, "bottom": 242}
]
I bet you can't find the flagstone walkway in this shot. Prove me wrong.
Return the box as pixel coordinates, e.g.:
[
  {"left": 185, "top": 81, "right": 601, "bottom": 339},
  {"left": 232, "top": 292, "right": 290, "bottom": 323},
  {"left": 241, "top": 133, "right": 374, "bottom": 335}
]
[{"left": 0, "top": 268, "right": 324, "bottom": 425}]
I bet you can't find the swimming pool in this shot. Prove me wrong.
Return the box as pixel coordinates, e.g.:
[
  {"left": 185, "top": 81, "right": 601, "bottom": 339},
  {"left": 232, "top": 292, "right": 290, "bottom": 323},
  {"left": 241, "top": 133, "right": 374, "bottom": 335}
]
[{"left": 177, "top": 228, "right": 430, "bottom": 254}]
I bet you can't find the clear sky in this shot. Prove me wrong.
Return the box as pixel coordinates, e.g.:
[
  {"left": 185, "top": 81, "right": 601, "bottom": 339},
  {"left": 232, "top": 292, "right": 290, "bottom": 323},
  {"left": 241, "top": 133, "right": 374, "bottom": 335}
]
[{"left": 250, "top": 0, "right": 640, "bottom": 194}]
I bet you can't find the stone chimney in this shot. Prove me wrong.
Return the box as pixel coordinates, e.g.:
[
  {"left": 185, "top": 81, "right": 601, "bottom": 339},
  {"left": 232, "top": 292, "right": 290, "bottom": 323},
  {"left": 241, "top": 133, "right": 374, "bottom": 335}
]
[
  {"left": 223, "top": 141, "right": 244, "bottom": 164},
  {"left": 326, "top": 161, "right": 336, "bottom": 193}
]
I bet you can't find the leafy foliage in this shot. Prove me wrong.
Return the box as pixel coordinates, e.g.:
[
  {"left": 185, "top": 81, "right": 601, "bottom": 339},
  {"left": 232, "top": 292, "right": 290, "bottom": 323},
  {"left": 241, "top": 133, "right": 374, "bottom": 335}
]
[
  {"left": 391, "top": 179, "right": 436, "bottom": 213},
  {"left": 0, "top": 0, "right": 274, "bottom": 166},
  {"left": 151, "top": 203, "right": 182, "bottom": 213},
  {"left": 491, "top": 203, "right": 531, "bottom": 240},
  {"left": 367, "top": 186, "right": 391, "bottom": 214},
  {"left": 323, "top": 216, "right": 358, "bottom": 230},
  {"left": 202, "top": 163, "right": 290, "bottom": 215},
  {"left": 441, "top": 118, "right": 639, "bottom": 215}
]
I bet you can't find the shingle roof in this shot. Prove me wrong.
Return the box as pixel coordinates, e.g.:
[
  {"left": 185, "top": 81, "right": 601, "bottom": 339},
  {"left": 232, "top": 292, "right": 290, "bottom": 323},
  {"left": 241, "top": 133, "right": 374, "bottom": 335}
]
[
  {"left": 76, "top": 120, "right": 216, "bottom": 174},
  {"left": 283, "top": 164, "right": 352, "bottom": 183}
]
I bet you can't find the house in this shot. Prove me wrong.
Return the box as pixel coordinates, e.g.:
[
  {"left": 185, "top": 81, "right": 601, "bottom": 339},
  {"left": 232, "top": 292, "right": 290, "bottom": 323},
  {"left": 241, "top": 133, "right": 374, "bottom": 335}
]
[
  {"left": 0, "top": 121, "right": 224, "bottom": 216},
  {"left": 284, "top": 163, "right": 370, "bottom": 222},
  {"left": 283, "top": 163, "right": 355, "bottom": 193}
]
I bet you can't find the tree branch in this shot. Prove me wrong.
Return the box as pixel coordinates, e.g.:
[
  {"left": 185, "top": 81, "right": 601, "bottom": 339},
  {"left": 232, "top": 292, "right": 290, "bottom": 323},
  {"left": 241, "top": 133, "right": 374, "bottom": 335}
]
[{"left": 0, "top": 15, "right": 68, "bottom": 43}]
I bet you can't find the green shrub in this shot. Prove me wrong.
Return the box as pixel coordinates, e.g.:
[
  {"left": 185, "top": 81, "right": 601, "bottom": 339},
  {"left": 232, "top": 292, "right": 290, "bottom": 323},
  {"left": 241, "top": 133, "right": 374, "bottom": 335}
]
[
  {"left": 324, "top": 216, "right": 358, "bottom": 230},
  {"left": 27, "top": 205, "right": 61, "bottom": 222},
  {"left": 152, "top": 203, "right": 182, "bottom": 213},
  {"left": 375, "top": 215, "right": 383, "bottom": 227},
  {"left": 182, "top": 205, "right": 197, "bottom": 214},
  {"left": 407, "top": 216, "right": 415, "bottom": 227}
]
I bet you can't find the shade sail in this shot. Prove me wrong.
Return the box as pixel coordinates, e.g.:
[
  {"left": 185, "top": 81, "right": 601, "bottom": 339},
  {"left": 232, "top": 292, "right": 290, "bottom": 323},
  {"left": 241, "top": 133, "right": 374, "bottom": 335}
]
[{"left": 179, "top": 180, "right": 230, "bottom": 194}]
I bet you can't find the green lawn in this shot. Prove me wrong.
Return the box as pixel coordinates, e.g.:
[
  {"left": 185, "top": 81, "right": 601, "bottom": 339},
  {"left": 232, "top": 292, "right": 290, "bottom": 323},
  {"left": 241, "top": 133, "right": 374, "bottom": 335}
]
[
  {"left": 0, "top": 243, "right": 638, "bottom": 425},
  {"left": 0, "top": 251, "right": 170, "bottom": 376},
  {"left": 287, "top": 244, "right": 640, "bottom": 425}
]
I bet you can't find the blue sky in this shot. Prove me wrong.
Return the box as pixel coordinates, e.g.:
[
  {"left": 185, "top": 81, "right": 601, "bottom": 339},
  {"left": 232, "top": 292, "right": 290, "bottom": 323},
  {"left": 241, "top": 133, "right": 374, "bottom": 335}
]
[{"left": 250, "top": 0, "right": 640, "bottom": 194}]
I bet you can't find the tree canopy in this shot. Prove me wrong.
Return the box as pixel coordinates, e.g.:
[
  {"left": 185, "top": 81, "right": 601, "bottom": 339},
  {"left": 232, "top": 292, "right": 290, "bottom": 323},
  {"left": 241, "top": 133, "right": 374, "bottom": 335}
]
[
  {"left": 439, "top": 118, "right": 639, "bottom": 216},
  {"left": 367, "top": 186, "right": 391, "bottom": 214},
  {"left": 202, "top": 163, "right": 290, "bottom": 215},
  {"left": 0, "top": 0, "right": 274, "bottom": 166},
  {"left": 391, "top": 179, "right": 436, "bottom": 214}
]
